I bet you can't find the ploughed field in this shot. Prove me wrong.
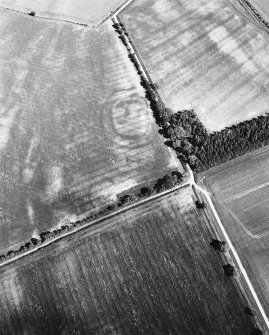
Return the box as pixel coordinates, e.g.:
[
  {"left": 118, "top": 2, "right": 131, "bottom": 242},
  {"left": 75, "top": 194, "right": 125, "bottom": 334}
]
[
  {"left": 0, "top": 187, "right": 255, "bottom": 334},
  {"left": 120, "top": 0, "right": 269, "bottom": 131},
  {"left": 202, "top": 145, "right": 269, "bottom": 318},
  {"left": 0, "top": 0, "right": 125, "bottom": 26},
  {"left": 0, "top": 9, "right": 179, "bottom": 255}
]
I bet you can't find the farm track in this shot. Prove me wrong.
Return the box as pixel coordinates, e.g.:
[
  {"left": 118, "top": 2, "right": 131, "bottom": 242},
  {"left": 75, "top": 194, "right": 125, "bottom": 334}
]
[
  {"left": 0, "top": 179, "right": 191, "bottom": 268},
  {"left": 0, "top": 0, "right": 128, "bottom": 27},
  {"left": 192, "top": 175, "right": 269, "bottom": 331},
  {"left": 0, "top": 185, "right": 256, "bottom": 334},
  {"left": 1, "top": 4, "right": 266, "bottom": 330},
  {"left": 0, "top": 5, "right": 88, "bottom": 26},
  {"left": 0, "top": 1, "right": 267, "bottom": 332}
]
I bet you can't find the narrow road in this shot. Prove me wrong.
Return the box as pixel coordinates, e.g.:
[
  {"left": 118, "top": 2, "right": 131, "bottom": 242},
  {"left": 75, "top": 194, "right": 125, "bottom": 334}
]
[
  {"left": 110, "top": 7, "right": 269, "bottom": 329},
  {"left": 187, "top": 164, "right": 269, "bottom": 331},
  {"left": 0, "top": 178, "right": 191, "bottom": 268}
]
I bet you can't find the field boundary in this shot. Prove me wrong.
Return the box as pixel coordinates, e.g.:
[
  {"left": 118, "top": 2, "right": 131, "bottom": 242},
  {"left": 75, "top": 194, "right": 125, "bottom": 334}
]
[
  {"left": 0, "top": 5, "right": 89, "bottom": 26},
  {"left": 190, "top": 166, "right": 269, "bottom": 333},
  {"left": 98, "top": 0, "right": 135, "bottom": 26},
  {"left": 111, "top": 11, "right": 269, "bottom": 331},
  {"left": 0, "top": 177, "right": 191, "bottom": 268}
]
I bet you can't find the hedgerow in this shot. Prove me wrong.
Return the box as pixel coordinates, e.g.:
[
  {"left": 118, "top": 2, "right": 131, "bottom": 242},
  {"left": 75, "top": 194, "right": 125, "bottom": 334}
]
[{"left": 0, "top": 171, "right": 184, "bottom": 263}]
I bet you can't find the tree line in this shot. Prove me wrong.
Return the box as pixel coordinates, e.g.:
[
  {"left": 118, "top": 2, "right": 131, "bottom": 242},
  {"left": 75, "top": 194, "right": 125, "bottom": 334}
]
[{"left": 0, "top": 171, "right": 184, "bottom": 263}]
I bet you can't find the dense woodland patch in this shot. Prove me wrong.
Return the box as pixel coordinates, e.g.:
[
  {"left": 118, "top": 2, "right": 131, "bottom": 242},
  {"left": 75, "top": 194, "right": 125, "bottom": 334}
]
[
  {"left": 115, "top": 16, "right": 269, "bottom": 173},
  {"left": 166, "top": 110, "right": 269, "bottom": 172},
  {"left": 138, "top": 53, "right": 269, "bottom": 172}
]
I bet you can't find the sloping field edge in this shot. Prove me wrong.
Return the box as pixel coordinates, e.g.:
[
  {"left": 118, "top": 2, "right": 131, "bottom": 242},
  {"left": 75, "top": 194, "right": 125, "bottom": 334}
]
[{"left": 237, "top": 0, "right": 269, "bottom": 33}]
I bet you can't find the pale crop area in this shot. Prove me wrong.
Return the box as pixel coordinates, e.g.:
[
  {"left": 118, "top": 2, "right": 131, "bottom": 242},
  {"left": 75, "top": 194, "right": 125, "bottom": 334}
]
[
  {"left": 203, "top": 145, "right": 269, "bottom": 319},
  {"left": 121, "top": 0, "right": 269, "bottom": 131},
  {"left": 0, "top": 0, "right": 125, "bottom": 26},
  {"left": 0, "top": 9, "right": 179, "bottom": 254}
]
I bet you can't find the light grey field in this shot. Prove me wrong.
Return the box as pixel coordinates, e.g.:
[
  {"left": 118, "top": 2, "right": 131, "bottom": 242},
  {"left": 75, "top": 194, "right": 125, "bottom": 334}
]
[
  {"left": 121, "top": 0, "right": 269, "bottom": 131},
  {"left": 0, "top": 0, "right": 125, "bottom": 26},
  {"left": 202, "top": 145, "right": 269, "bottom": 318},
  {"left": 0, "top": 9, "right": 179, "bottom": 255}
]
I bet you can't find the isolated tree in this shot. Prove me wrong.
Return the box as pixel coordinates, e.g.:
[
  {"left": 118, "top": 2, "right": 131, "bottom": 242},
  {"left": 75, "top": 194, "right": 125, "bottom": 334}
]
[
  {"left": 140, "top": 186, "right": 153, "bottom": 197},
  {"left": 24, "top": 242, "right": 32, "bottom": 250},
  {"left": 7, "top": 250, "right": 15, "bottom": 258},
  {"left": 118, "top": 194, "right": 137, "bottom": 207},
  {"left": 210, "top": 239, "right": 227, "bottom": 252},
  {"left": 31, "top": 237, "right": 40, "bottom": 246},
  {"left": 106, "top": 203, "right": 118, "bottom": 212},
  {"left": 171, "top": 171, "right": 183, "bottom": 183},
  {"left": 244, "top": 307, "right": 254, "bottom": 316},
  {"left": 150, "top": 82, "right": 159, "bottom": 90},
  {"left": 154, "top": 174, "right": 175, "bottom": 192},
  {"left": 223, "top": 264, "right": 237, "bottom": 277},
  {"left": 19, "top": 246, "right": 26, "bottom": 253},
  {"left": 195, "top": 200, "right": 206, "bottom": 209}
]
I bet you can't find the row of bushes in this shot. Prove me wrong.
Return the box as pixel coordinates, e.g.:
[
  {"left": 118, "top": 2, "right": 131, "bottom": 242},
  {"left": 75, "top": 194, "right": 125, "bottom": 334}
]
[
  {"left": 112, "top": 21, "right": 269, "bottom": 178},
  {"left": 113, "top": 21, "right": 174, "bottom": 129},
  {"left": 114, "top": 19, "right": 265, "bottom": 334},
  {"left": 0, "top": 171, "right": 184, "bottom": 264},
  {"left": 113, "top": 22, "right": 145, "bottom": 76},
  {"left": 113, "top": 20, "right": 269, "bottom": 177}
]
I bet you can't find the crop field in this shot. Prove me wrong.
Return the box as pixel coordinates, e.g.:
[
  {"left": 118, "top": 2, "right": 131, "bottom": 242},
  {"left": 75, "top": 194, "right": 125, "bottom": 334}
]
[
  {"left": 0, "top": 0, "right": 125, "bottom": 26},
  {"left": 120, "top": 0, "right": 269, "bottom": 131},
  {"left": 202, "top": 145, "right": 269, "bottom": 318},
  {"left": 0, "top": 9, "right": 180, "bottom": 255},
  {"left": 0, "top": 187, "right": 255, "bottom": 334}
]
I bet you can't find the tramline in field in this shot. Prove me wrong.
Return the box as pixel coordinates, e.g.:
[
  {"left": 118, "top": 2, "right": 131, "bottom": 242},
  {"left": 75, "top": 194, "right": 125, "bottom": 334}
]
[{"left": 0, "top": 187, "right": 256, "bottom": 334}]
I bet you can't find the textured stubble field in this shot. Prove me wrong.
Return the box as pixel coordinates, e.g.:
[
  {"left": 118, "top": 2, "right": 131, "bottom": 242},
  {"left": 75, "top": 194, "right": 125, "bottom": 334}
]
[
  {"left": 0, "top": 187, "right": 255, "bottom": 334},
  {"left": 202, "top": 145, "right": 269, "bottom": 320},
  {"left": 121, "top": 0, "right": 269, "bottom": 131},
  {"left": 0, "top": 9, "right": 179, "bottom": 255}
]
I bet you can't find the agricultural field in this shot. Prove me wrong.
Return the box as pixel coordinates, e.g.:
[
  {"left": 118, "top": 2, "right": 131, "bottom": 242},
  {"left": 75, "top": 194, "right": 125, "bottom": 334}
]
[
  {"left": 0, "top": 187, "right": 256, "bottom": 334},
  {"left": 249, "top": 0, "right": 269, "bottom": 22},
  {"left": 202, "top": 144, "right": 269, "bottom": 318},
  {"left": 0, "top": 0, "right": 125, "bottom": 26},
  {"left": 0, "top": 9, "right": 180, "bottom": 255},
  {"left": 120, "top": 0, "right": 269, "bottom": 131}
]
